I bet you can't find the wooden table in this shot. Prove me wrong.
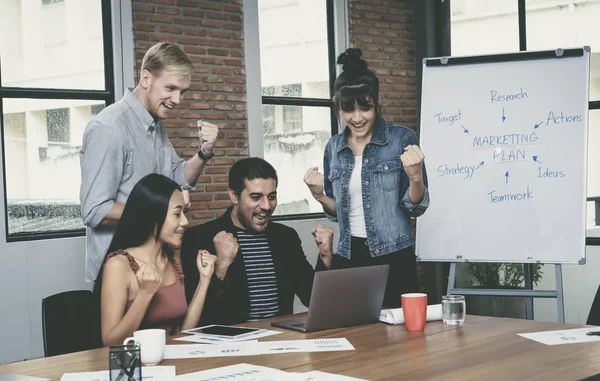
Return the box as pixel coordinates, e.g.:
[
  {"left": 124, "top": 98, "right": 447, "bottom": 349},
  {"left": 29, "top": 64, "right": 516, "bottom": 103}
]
[{"left": 2, "top": 315, "right": 600, "bottom": 380}]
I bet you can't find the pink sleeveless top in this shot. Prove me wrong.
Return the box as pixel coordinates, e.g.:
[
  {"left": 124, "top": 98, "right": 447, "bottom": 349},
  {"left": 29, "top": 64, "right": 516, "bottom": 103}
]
[{"left": 105, "top": 250, "right": 187, "bottom": 335}]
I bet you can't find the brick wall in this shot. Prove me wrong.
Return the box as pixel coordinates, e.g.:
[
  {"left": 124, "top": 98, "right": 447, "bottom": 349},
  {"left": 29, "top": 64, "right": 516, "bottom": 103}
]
[
  {"left": 131, "top": 0, "right": 246, "bottom": 225},
  {"left": 130, "top": 0, "right": 418, "bottom": 225},
  {"left": 348, "top": 0, "right": 418, "bottom": 131}
]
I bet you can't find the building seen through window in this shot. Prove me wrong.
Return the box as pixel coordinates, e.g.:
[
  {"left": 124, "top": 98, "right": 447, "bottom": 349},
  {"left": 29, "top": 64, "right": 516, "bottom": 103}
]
[
  {"left": 258, "top": 0, "right": 335, "bottom": 216},
  {"left": 0, "top": 0, "right": 111, "bottom": 238}
]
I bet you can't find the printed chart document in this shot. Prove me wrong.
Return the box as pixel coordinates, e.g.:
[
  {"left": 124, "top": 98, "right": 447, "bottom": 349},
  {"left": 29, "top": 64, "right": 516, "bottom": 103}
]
[
  {"left": 165, "top": 338, "right": 354, "bottom": 358},
  {"left": 175, "top": 363, "right": 367, "bottom": 381},
  {"left": 175, "top": 363, "right": 286, "bottom": 381},
  {"left": 256, "top": 338, "right": 354, "bottom": 354},
  {"left": 298, "top": 371, "right": 368, "bottom": 380},
  {"left": 59, "top": 366, "right": 175, "bottom": 381},
  {"left": 174, "top": 329, "right": 282, "bottom": 344},
  {"left": 518, "top": 327, "right": 600, "bottom": 345},
  {"left": 164, "top": 340, "right": 259, "bottom": 359}
]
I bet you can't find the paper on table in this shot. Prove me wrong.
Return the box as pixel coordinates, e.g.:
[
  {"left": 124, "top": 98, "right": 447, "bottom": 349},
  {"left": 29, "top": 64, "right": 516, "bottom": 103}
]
[
  {"left": 294, "top": 371, "right": 368, "bottom": 380},
  {"left": 164, "top": 340, "right": 258, "bottom": 359},
  {"left": 174, "top": 329, "right": 282, "bottom": 344},
  {"left": 379, "top": 304, "right": 443, "bottom": 325},
  {"left": 175, "top": 363, "right": 287, "bottom": 381},
  {"left": 518, "top": 327, "right": 600, "bottom": 345},
  {"left": 175, "top": 363, "right": 367, "bottom": 381},
  {"left": 256, "top": 338, "right": 354, "bottom": 354},
  {"left": 0, "top": 375, "right": 50, "bottom": 381},
  {"left": 59, "top": 366, "right": 176, "bottom": 381}
]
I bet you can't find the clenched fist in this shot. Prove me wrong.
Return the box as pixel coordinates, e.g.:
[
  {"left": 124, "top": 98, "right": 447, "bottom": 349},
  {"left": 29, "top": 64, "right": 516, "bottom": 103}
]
[
  {"left": 135, "top": 263, "right": 162, "bottom": 295},
  {"left": 197, "top": 250, "right": 217, "bottom": 281},
  {"left": 197, "top": 120, "right": 219, "bottom": 157},
  {"left": 213, "top": 231, "right": 239, "bottom": 279},
  {"left": 400, "top": 145, "right": 425, "bottom": 182},
  {"left": 303, "top": 167, "right": 325, "bottom": 200},
  {"left": 312, "top": 224, "right": 334, "bottom": 269}
]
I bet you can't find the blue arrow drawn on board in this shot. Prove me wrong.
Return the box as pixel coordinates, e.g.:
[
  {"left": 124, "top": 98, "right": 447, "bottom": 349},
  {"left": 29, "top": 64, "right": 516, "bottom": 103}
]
[
  {"left": 476, "top": 161, "right": 484, "bottom": 169},
  {"left": 461, "top": 125, "right": 469, "bottom": 134},
  {"left": 502, "top": 107, "right": 506, "bottom": 122},
  {"left": 533, "top": 156, "right": 543, "bottom": 165},
  {"left": 505, "top": 171, "right": 509, "bottom": 184},
  {"left": 534, "top": 120, "right": 544, "bottom": 129}
]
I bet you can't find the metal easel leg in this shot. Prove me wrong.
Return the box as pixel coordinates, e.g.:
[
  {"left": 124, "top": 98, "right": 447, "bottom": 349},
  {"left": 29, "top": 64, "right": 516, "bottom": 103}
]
[
  {"left": 447, "top": 262, "right": 457, "bottom": 296},
  {"left": 524, "top": 263, "right": 534, "bottom": 320},
  {"left": 555, "top": 264, "right": 565, "bottom": 323}
]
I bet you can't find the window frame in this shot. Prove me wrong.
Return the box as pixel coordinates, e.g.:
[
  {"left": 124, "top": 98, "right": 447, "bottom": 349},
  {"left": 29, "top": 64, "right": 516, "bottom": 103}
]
[
  {"left": 0, "top": 0, "right": 116, "bottom": 242},
  {"left": 254, "top": 0, "right": 340, "bottom": 221}
]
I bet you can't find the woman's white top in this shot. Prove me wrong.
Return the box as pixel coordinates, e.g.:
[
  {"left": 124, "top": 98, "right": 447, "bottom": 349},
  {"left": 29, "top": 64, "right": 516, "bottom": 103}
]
[{"left": 348, "top": 156, "right": 367, "bottom": 238}]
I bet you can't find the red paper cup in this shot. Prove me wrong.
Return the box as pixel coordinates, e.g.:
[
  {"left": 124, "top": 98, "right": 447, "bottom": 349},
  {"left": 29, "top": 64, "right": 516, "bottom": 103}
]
[{"left": 401, "top": 293, "right": 427, "bottom": 331}]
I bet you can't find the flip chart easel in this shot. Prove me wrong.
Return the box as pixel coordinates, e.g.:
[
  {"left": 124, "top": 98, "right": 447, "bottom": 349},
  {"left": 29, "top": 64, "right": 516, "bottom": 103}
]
[{"left": 415, "top": 47, "right": 591, "bottom": 323}]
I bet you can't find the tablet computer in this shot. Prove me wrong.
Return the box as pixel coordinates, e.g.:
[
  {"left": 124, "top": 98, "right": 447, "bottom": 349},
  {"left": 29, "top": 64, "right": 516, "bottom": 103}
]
[{"left": 181, "top": 325, "right": 265, "bottom": 339}]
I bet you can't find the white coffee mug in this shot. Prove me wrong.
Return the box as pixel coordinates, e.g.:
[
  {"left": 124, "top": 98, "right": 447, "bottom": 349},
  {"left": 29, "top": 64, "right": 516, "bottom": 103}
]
[{"left": 123, "top": 329, "right": 166, "bottom": 366}]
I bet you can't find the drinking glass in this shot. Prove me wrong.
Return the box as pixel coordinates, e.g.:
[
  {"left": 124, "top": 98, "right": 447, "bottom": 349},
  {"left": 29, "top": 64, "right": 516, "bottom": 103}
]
[{"left": 442, "top": 295, "right": 466, "bottom": 325}]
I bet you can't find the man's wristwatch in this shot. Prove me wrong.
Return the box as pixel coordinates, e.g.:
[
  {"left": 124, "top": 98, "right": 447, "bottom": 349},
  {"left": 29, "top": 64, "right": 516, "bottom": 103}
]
[{"left": 197, "top": 147, "right": 214, "bottom": 162}]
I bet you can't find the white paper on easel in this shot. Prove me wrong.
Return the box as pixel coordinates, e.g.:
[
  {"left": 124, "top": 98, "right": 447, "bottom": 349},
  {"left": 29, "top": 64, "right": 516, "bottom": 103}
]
[{"left": 379, "top": 304, "right": 443, "bottom": 325}]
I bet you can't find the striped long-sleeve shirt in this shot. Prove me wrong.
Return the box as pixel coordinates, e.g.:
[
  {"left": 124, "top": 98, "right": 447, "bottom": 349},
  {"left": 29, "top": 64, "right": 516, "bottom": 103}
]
[{"left": 236, "top": 230, "right": 280, "bottom": 320}]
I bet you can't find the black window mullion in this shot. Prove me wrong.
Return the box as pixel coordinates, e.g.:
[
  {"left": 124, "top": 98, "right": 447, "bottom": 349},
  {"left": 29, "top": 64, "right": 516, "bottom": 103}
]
[
  {"left": 262, "top": 96, "right": 332, "bottom": 108},
  {"left": 101, "top": 0, "right": 115, "bottom": 103},
  {"left": 518, "top": 0, "right": 526, "bottom": 51},
  {"left": 0, "top": 87, "right": 111, "bottom": 101},
  {"left": 326, "top": 0, "right": 337, "bottom": 136}
]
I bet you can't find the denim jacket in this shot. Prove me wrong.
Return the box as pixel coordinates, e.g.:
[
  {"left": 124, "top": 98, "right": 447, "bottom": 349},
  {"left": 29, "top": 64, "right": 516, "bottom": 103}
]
[{"left": 323, "top": 117, "right": 430, "bottom": 259}]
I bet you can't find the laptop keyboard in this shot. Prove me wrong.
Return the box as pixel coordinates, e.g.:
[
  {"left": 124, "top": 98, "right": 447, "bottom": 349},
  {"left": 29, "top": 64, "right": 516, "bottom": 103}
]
[{"left": 291, "top": 322, "right": 306, "bottom": 328}]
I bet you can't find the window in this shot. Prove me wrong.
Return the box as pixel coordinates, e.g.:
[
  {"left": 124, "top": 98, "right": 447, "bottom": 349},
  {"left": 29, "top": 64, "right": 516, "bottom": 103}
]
[
  {"left": 46, "top": 108, "right": 70, "bottom": 144},
  {"left": 449, "top": 0, "right": 600, "bottom": 239},
  {"left": 450, "top": 0, "right": 519, "bottom": 55},
  {"left": 0, "top": 0, "right": 114, "bottom": 240},
  {"left": 257, "top": 0, "right": 336, "bottom": 217}
]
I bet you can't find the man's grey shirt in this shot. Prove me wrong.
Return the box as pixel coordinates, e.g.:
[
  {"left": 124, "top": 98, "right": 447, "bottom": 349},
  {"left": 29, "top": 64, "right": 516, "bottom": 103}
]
[{"left": 80, "top": 89, "right": 194, "bottom": 282}]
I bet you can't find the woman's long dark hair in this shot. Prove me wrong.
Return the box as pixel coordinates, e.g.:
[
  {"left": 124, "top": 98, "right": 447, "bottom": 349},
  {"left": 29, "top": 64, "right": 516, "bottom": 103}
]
[
  {"left": 107, "top": 173, "right": 180, "bottom": 254},
  {"left": 333, "top": 48, "right": 381, "bottom": 116},
  {"left": 93, "top": 174, "right": 180, "bottom": 293}
]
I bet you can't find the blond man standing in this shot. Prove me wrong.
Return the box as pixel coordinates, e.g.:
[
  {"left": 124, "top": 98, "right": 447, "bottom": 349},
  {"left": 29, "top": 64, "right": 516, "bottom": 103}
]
[{"left": 80, "top": 42, "right": 218, "bottom": 282}]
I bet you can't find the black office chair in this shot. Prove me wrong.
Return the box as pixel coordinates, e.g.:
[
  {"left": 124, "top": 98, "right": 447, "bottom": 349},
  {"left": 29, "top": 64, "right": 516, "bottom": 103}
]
[
  {"left": 41, "top": 290, "right": 103, "bottom": 357},
  {"left": 587, "top": 283, "right": 600, "bottom": 326}
]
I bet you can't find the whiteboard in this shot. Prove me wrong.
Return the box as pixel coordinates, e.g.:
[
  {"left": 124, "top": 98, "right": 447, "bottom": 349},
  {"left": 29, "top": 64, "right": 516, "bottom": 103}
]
[{"left": 416, "top": 48, "right": 590, "bottom": 264}]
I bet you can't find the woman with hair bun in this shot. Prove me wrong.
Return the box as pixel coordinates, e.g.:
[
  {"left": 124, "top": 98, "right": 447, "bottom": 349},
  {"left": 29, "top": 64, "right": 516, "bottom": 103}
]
[{"left": 303, "top": 48, "right": 430, "bottom": 308}]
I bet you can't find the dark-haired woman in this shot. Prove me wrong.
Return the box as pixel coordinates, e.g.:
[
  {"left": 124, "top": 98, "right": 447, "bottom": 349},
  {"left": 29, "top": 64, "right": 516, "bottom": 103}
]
[
  {"left": 98, "top": 173, "right": 216, "bottom": 345},
  {"left": 303, "top": 48, "right": 430, "bottom": 308}
]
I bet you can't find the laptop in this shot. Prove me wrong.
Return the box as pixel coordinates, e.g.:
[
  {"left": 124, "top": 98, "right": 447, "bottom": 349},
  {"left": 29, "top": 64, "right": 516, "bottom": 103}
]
[{"left": 271, "top": 264, "right": 389, "bottom": 332}]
